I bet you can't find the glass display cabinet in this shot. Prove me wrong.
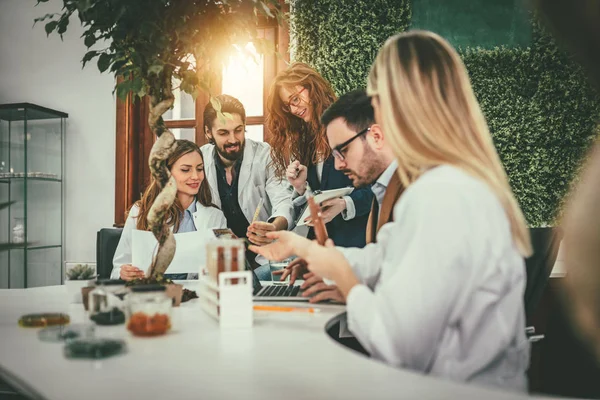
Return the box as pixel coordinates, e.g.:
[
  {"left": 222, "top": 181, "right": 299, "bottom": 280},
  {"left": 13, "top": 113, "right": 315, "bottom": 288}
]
[{"left": 0, "top": 103, "right": 67, "bottom": 288}]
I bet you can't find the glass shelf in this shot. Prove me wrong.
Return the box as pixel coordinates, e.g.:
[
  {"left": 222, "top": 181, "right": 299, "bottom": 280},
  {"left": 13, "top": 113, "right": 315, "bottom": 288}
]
[
  {"left": 0, "top": 176, "right": 61, "bottom": 183},
  {"left": 0, "top": 103, "right": 66, "bottom": 288},
  {"left": 8, "top": 244, "right": 62, "bottom": 251}
]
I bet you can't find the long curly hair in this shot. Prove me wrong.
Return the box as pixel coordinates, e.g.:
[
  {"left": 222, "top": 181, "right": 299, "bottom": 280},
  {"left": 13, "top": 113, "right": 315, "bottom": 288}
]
[
  {"left": 266, "top": 62, "right": 337, "bottom": 178},
  {"left": 134, "top": 139, "right": 214, "bottom": 232}
]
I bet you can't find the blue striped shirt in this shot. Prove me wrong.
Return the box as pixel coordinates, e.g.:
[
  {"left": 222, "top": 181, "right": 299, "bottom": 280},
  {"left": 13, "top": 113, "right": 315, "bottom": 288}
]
[{"left": 176, "top": 201, "right": 197, "bottom": 233}]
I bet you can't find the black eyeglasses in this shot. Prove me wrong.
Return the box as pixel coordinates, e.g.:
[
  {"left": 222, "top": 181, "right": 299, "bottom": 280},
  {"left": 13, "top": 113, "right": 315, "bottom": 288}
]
[
  {"left": 282, "top": 87, "right": 307, "bottom": 113},
  {"left": 331, "top": 127, "right": 371, "bottom": 161}
]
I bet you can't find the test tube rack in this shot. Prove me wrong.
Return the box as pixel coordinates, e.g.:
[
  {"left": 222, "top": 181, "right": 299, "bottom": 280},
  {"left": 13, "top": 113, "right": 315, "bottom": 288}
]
[{"left": 199, "top": 271, "right": 253, "bottom": 328}]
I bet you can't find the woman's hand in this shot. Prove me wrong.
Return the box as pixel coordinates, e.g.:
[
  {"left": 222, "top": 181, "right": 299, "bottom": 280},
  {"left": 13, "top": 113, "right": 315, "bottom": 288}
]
[
  {"left": 249, "top": 231, "right": 312, "bottom": 262},
  {"left": 303, "top": 239, "right": 360, "bottom": 298},
  {"left": 120, "top": 264, "right": 145, "bottom": 281},
  {"left": 252, "top": 234, "right": 360, "bottom": 299},
  {"left": 286, "top": 160, "right": 308, "bottom": 195}
]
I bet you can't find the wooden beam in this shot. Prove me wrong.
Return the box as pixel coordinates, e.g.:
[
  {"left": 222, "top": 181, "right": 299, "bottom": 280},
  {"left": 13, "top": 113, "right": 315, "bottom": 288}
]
[
  {"left": 165, "top": 120, "right": 196, "bottom": 129},
  {"left": 263, "top": 26, "right": 277, "bottom": 144},
  {"left": 247, "top": 116, "right": 265, "bottom": 126},
  {"left": 114, "top": 92, "right": 154, "bottom": 227}
]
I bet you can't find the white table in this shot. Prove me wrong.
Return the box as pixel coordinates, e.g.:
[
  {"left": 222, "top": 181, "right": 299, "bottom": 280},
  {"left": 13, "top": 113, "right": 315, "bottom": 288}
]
[{"left": 0, "top": 285, "right": 566, "bottom": 400}]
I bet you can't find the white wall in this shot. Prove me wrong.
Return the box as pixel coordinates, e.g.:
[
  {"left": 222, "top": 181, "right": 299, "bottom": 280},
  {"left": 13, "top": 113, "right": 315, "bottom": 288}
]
[{"left": 0, "top": 0, "right": 116, "bottom": 264}]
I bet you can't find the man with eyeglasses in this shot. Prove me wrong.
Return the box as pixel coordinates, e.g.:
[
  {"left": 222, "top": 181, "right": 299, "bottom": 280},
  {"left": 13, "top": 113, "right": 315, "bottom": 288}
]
[
  {"left": 201, "top": 94, "right": 294, "bottom": 278},
  {"left": 282, "top": 89, "right": 403, "bottom": 303}
]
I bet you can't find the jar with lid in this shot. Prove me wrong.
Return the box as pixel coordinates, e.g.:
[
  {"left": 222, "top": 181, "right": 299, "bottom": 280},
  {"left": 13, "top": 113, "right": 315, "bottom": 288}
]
[
  {"left": 89, "top": 279, "right": 127, "bottom": 325},
  {"left": 126, "top": 285, "right": 172, "bottom": 337}
]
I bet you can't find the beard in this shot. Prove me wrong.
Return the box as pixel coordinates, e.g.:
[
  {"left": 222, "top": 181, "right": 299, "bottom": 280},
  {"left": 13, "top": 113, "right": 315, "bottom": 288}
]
[
  {"left": 215, "top": 140, "right": 244, "bottom": 161},
  {"left": 341, "top": 145, "right": 384, "bottom": 188},
  {"left": 341, "top": 168, "right": 370, "bottom": 188}
]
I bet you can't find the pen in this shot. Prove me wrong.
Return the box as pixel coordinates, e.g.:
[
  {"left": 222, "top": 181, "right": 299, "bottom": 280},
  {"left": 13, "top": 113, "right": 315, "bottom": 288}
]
[
  {"left": 306, "top": 184, "right": 329, "bottom": 245},
  {"left": 253, "top": 305, "right": 320, "bottom": 313},
  {"left": 252, "top": 198, "right": 264, "bottom": 223}
]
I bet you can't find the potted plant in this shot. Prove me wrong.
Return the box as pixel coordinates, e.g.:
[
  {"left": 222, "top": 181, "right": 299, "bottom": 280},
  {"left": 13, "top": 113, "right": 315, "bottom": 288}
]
[
  {"left": 125, "top": 274, "right": 187, "bottom": 307},
  {"left": 65, "top": 263, "right": 96, "bottom": 303}
]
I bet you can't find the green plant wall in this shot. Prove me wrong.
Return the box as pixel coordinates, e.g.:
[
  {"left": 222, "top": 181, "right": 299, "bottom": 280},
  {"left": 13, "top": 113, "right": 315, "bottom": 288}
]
[
  {"left": 290, "top": 0, "right": 411, "bottom": 95},
  {"left": 290, "top": 0, "right": 600, "bottom": 226}
]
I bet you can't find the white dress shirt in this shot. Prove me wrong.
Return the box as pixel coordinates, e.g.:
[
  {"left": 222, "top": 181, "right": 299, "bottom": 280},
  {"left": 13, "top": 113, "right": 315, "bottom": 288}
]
[
  {"left": 111, "top": 202, "right": 227, "bottom": 279},
  {"left": 201, "top": 139, "right": 295, "bottom": 229},
  {"left": 371, "top": 160, "right": 398, "bottom": 219},
  {"left": 343, "top": 165, "right": 529, "bottom": 391}
]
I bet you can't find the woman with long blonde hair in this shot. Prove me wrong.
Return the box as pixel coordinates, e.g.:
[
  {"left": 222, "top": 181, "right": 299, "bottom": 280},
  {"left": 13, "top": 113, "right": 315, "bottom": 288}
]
[
  {"left": 252, "top": 31, "right": 532, "bottom": 390},
  {"left": 266, "top": 62, "right": 373, "bottom": 248}
]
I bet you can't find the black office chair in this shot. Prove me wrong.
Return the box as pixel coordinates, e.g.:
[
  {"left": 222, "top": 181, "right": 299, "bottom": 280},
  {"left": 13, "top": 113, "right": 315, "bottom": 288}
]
[
  {"left": 524, "top": 227, "right": 562, "bottom": 319},
  {"left": 523, "top": 227, "right": 562, "bottom": 342},
  {"left": 96, "top": 228, "right": 123, "bottom": 279}
]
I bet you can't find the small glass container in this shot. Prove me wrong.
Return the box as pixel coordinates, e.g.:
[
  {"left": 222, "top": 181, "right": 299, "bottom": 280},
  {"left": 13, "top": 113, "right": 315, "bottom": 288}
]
[
  {"left": 18, "top": 313, "right": 70, "bottom": 328},
  {"left": 269, "top": 258, "right": 294, "bottom": 284},
  {"left": 127, "top": 285, "right": 172, "bottom": 337},
  {"left": 89, "top": 279, "right": 127, "bottom": 325},
  {"left": 12, "top": 217, "right": 24, "bottom": 244}
]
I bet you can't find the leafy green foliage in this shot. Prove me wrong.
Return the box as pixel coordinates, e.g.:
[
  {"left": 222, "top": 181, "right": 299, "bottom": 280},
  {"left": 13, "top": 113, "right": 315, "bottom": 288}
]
[
  {"left": 291, "top": 2, "right": 600, "bottom": 226},
  {"left": 124, "top": 274, "right": 173, "bottom": 287},
  {"left": 290, "top": 0, "right": 411, "bottom": 95},
  {"left": 461, "top": 22, "right": 600, "bottom": 226},
  {"left": 36, "top": 0, "right": 281, "bottom": 103},
  {"left": 66, "top": 264, "right": 95, "bottom": 280}
]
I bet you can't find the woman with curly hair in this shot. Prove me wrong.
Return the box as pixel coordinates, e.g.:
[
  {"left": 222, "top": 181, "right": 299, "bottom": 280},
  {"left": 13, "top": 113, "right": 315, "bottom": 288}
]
[{"left": 266, "top": 62, "right": 373, "bottom": 248}]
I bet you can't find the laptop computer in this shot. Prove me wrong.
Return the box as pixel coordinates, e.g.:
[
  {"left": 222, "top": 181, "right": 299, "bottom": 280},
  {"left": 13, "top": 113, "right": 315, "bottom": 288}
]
[
  {"left": 246, "top": 260, "right": 309, "bottom": 302},
  {"left": 211, "top": 227, "right": 308, "bottom": 301}
]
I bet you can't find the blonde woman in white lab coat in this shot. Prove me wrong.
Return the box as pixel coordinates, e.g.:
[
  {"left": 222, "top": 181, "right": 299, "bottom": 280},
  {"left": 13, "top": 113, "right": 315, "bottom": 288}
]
[
  {"left": 251, "top": 31, "right": 533, "bottom": 391},
  {"left": 112, "top": 139, "right": 226, "bottom": 280}
]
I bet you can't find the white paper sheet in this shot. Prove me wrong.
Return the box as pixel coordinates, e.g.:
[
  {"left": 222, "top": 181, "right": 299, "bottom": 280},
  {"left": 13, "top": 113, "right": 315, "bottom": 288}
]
[{"left": 132, "top": 230, "right": 212, "bottom": 276}]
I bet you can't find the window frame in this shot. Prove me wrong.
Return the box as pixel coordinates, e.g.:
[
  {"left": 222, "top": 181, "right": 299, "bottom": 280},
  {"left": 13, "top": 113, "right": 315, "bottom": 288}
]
[{"left": 113, "top": 5, "right": 289, "bottom": 227}]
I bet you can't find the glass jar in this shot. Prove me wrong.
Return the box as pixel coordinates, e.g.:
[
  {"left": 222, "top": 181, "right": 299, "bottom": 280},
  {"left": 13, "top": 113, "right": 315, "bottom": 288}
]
[
  {"left": 127, "top": 285, "right": 172, "bottom": 337},
  {"left": 89, "top": 279, "right": 127, "bottom": 325},
  {"left": 206, "top": 238, "right": 245, "bottom": 282},
  {"left": 12, "top": 217, "right": 24, "bottom": 244}
]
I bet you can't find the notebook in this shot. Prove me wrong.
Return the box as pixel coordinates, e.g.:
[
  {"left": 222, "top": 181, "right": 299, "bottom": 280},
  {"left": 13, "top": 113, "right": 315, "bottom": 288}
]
[{"left": 296, "top": 187, "right": 354, "bottom": 226}]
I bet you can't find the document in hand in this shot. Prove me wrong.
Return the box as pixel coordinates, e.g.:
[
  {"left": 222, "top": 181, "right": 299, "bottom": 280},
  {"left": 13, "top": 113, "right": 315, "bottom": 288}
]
[
  {"left": 296, "top": 187, "right": 354, "bottom": 226},
  {"left": 132, "top": 230, "right": 213, "bottom": 277}
]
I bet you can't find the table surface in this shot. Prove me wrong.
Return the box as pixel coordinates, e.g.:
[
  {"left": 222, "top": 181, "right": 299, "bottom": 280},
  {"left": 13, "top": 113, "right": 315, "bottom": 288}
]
[{"left": 0, "top": 284, "right": 571, "bottom": 400}]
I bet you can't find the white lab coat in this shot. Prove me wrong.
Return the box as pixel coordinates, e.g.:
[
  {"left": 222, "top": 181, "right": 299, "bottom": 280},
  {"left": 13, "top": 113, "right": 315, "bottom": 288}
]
[
  {"left": 201, "top": 139, "right": 295, "bottom": 230},
  {"left": 111, "top": 202, "right": 227, "bottom": 279},
  {"left": 339, "top": 165, "right": 529, "bottom": 391}
]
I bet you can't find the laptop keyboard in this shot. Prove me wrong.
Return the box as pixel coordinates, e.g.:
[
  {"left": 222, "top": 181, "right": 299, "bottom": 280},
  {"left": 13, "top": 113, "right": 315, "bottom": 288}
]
[{"left": 258, "top": 284, "right": 301, "bottom": 297}]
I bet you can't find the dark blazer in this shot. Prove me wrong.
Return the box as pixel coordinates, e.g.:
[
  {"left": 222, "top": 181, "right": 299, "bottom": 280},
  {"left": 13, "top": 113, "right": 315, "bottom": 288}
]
[{"left": 303, "top": 155, "right": 373, "bottom": 248}]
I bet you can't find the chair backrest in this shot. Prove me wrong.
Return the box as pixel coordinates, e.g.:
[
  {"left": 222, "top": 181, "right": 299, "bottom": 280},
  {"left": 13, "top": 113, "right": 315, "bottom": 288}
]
[
  {"left": 524, "top": 227, "right": 562, "bottom": 319},
  {"left": 96, "top": 228, "right": 123, "bottom": 279}
]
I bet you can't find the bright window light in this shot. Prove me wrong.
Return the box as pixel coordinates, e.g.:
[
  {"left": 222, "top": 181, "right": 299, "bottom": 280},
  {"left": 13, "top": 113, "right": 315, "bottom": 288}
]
[{"left": 222, "top": 42, "right": 264, "bottom": 118}]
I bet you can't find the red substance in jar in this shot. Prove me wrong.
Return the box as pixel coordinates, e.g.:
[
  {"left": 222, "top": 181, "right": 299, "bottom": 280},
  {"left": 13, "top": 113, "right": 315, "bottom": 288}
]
[{"left": 127, "top": 312, "right": 171, "bottom": 336}]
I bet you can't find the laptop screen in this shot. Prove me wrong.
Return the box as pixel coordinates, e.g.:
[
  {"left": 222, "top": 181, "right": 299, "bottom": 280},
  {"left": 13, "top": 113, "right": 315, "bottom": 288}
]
[{"left": 244, "top": 258, "right": 263, "bottom": 294}]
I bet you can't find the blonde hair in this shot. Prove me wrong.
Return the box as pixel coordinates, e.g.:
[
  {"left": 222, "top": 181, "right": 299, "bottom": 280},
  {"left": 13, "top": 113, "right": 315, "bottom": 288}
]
[{"left": 367, "top": 30, "right": 532, "bottom": 257}]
